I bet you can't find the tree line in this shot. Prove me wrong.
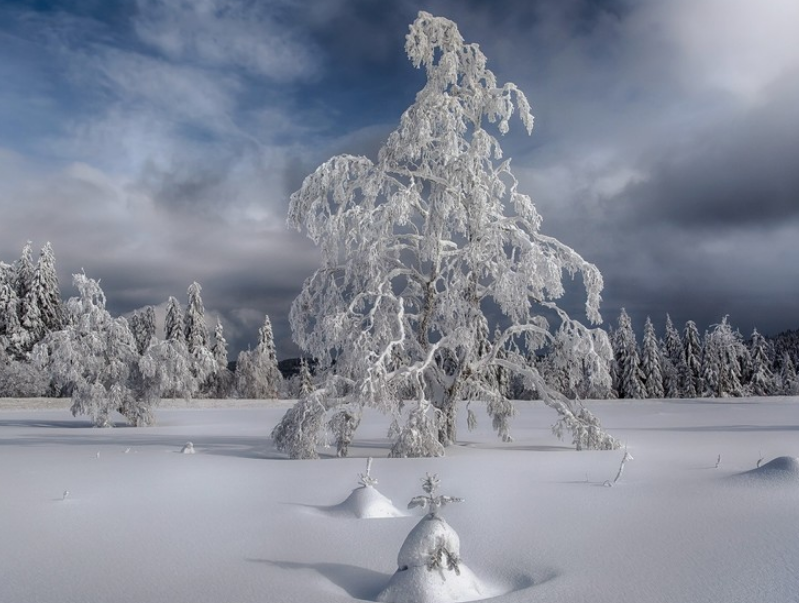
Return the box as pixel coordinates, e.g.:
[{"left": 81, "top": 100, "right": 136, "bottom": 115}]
[{"left": 0, "top": 242, "right": 285, "bottom": 424}]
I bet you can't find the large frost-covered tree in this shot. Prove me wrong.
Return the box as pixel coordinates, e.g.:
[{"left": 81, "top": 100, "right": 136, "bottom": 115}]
[
  {"left": 210, "top": 319, "right": 234, "bottom": 398},
  {"left": 129, "top": 306, "right": 156, "bottom": 356},
  {"left": 702, "top": 317, "right": 746, "bottom": 398},
  {"left": 164, "top": 296, "right": 184, "bottom": 342},
  {"left": 661, "top": 315, "right": 685, "bottom": 398},
  {"left": 275, "top": 11, "right": 617, "bottom": 458},
  {"left": 748, "top": 328, "right": 774, "bottom": 396}
]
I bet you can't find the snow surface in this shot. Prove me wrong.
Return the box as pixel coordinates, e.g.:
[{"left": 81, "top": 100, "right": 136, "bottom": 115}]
[{"left": 2, "top": 397, "right": 799, "bottom": 603}]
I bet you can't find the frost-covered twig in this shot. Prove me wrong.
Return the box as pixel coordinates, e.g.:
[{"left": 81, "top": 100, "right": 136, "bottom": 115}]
[
  {"left": 358, "top": 457, "right": 378, "bottom": 487},
  {"left": 604, "top": 448, "right": 633, "bottom": 487},
  {"left": 408, "top": 473, "right": 463, "bottom": 517},
  {"left": 714, "top": 454, "right": 721, "bottom": 469}
]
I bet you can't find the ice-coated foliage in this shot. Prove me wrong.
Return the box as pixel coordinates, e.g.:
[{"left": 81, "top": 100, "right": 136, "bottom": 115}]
[
  {"left": 641, "top": 317, "right": 664, "bottom": 398},
  {"left": 661, "top": 315, "right": 685, "bottom": 398},
  {"left": 236, "top": 315, "right": 282, "bottom": 399},
  {"left": 34, "top": 273, "right": 192, "bottom": 427},
  {"left": 279, "top": 11, "right": 617, "bottom": 458}
]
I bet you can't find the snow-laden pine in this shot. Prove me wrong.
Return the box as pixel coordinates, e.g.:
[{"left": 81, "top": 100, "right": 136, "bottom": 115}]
[{"left": 276, "top": 11, "right": 618, "bottom": 458}]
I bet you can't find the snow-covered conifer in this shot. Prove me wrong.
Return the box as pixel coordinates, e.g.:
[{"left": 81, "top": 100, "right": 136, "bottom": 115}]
[
  {"left": 184, "top": 282, "right": 208, "bottom": 352},
  {"left": 279, "top": 11, "right": 617, "bottom": 457},
  {"left": 682, "top": 321, "right": 703, "bottom": 397},
  {"left": 748, "top": 328, "right": 775, "bottom": 396},
  {"left": 0, "top": 271, "right": 25, "bottom": 357},
  {"left": 182, "top": 282, "right": 215, "bottom": 395},
  {"left": 210, "top": 319, "right": 233, "bottom": 398},
  {"left": 702, "top": 317, "right": 745, "bottom": 398},
  {"left": 236, "top": 315, "right": 282, "bottom": 399},
  {"left": 14, "top": 242, "right": 34, "bottom": 306},
  {"left": 661, "top": 315, "right": 685, "bottom": 397},
  {"left": 779, "top": 353, "right": 799, "bottom": 395},
  {"left": 641, "top": 317, "right": 665, "bottom": 398},
  {"left": 164, "top": 296, "right": 184, "bottom": 342},
  {"left": 613, "top": 309, "right": 645, "bottom": 399},
  {"left": 31, "top": 242, "right": 63, "bottom": 333}
]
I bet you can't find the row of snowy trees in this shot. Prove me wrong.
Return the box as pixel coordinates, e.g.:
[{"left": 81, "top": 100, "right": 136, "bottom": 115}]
[
  {"left": 602, "top": 310, "right": 799, "bottom": 400},
  {"left": 1, "top": 245, "right": 284, "bottom": 420}
]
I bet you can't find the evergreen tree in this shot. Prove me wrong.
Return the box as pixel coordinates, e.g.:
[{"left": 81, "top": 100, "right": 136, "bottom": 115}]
[
  {"left": 182, "top": 282, "right": 215, "bottom": 395},
  {"left": 164, "top": 296, "right": 184, "bottom": 342},
  {"left": 184, "top": 282, "right": 208, "bottom": 352},
  {"left": 779, "top": 353, "right": 799, "bottom": 395},
  {"left": 662, "top": 315, "right": 686, "bottom": 397},
  {"left": 682, "top": 320, "right": 703, "bottom": 397},
  {"left": 641, "top": 317, "right": 665, "bottom": 398},
  {"left": 613, "top": 308, "right": 645, "bottom": 399},
  {"left": 14, "top": 241, "right": 34, "bottom": 307},
  {"left": 748, "top": 328, "right": 775, "bottom": 396},
  {"left": 702, "top": 317, "right": 745, "bottom": 398},
  {"left": 236, "top": 315, "right": 282, "bottom": 399},
  {"left": 0, "top": 269, "right": 25, "bottom": 357},
  {"left": 30, "top": 242, "right": 63, "bottom": 333},
  {"left": 211, "top": 319, "right": 233, "bottom": 398}
]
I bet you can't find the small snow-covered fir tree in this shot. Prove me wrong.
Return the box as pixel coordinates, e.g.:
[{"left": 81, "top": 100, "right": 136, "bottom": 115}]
[
  {"left": 640, "top": 317, "right": 665, "bottom": 398},
  {"left": 613, "top": 309, "right": 645, "bottom": 399},
  {"left": 278, "top": 10, "right": 617, "bottom": 458},
  {"left": 236, "top": 315, "right": 282, "bottom": 399},
  {"left": 377, "top": 473, "right": 484, "bottom": 603},
  {"left": 682, "top": 320, "right": 703, "bottom": 397}
]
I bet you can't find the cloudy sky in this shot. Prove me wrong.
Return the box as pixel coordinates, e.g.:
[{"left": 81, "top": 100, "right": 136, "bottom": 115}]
[{"left": 2, "top": 0, "right": 798, "bottom": 357}]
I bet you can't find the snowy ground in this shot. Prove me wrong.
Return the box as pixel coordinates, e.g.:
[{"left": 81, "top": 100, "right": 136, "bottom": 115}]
[{"left": 1, "top": 397, "right": 798, "bottom": 603}]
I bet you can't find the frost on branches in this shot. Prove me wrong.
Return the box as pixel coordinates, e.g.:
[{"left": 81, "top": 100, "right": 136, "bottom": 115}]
[
  {"left": 276, "top": 11, "right": 618, "bottom": 458},
  {"left": 34, "top": 273, "right": 192, "bottom": 427}
]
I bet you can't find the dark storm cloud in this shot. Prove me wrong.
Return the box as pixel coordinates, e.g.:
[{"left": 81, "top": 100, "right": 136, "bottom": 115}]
[{"left": 2, "top": 0, "right": 799, "bottom": 356}]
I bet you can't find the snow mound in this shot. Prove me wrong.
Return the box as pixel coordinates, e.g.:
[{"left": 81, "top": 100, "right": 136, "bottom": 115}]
[
  {"left": 328, "top": 485, "right": 405, "bottom": 519},
  {"left": 736, "top": 456, "right": 799, "bottom": 483},
  {"left": 377, "top": 515, "right": 491, "bottom": 603}
]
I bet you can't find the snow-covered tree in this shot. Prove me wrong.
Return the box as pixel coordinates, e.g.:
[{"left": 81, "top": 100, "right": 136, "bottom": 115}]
[
  {"left": 640, "top": 317, "right": 665, "bottom": 398},
  {"left": 779, "top": 353, "right": 799, "bottom": 395},
  {"left": 276, "top": 11, "right": 617, "bottom": 458},
  {"left": 29, "top": 242, "right": 63, "bottom": 333},
  {"left": 13, "top": 242, "right": 34, "bottom": 307},
  {"left": 210, "top": 319, "right": 234, "bottom": 398},
  {"left": 661, "top": 315, "right": 685, "bottom": 398},
  {"left": 182, "top": 282, "right": 215, "bottom": 394},
  {"left": 0, "top": 346, "right": 48, "bottom": 397},
  {"left": 164, "top": 296, "right": 184, "bottom": 342},
  {"left": 184, "top": 282, "right": 208, "bottom": 352},
  {"left": 129, "top": 306, "right": 157, "bottom": 356},
  {"left": 748, "top": 328, "right": 775, "bottom": 396},
  {"left": 0, "top": 266, "right": 25, "bottom": 357},
  {"left": 682, "top": 320, "right": 703, "bottom": 397},
  {"left": 236, "top": 315, "right": 282, "bottom": 399},
  {"left": 613, "top": 309, "right": 645, "bottom": 399},
  {"left": 34, "top": 273, "right": 193, "bottom": 426},
  {"left": 702, "top": 316, "right": 746, "bottom": 398}
]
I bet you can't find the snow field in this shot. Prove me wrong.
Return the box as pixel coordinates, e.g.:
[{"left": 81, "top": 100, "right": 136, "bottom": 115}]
[{"left": 1, "top": 399, "right": 798, "bottom": 603}]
